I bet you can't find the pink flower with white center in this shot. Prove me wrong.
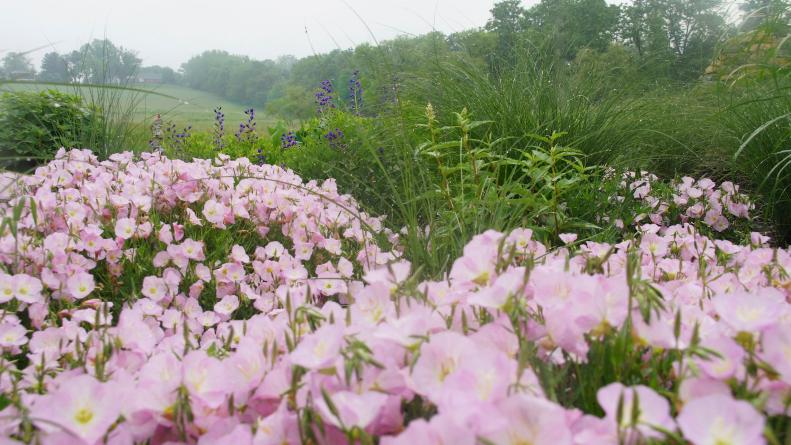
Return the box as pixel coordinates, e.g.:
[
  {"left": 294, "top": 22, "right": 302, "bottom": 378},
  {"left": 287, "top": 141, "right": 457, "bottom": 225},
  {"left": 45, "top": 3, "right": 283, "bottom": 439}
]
[
  {"left": 214, "top": 294, "right": 239, "bottom": 316},
  {"left": 227, "top": 337, "right": 267, "bottom": 399},
  {"left": 559, "top": 233, "right": 578, "bottom": 245},
  {"left": 141, "top": 276, "right": 168, "bottom": 301},
  {"left": 468, "top": 267, "right": 526, "bottom": 309},
  {"left": 677, "top": 394, "right": 765, "bottom": 445},
  {"left": 482, "top": 395, "right": 573, "bottom": 445},
  {"left": 114, "top": 217, "right": 137, "bottom": 240},
  {"left": 437, "top": 347, "right": 516, "bottom": 411},
  {"left": 11, "top": 274, "right": 43, "bottom": 304},
  {"left": 252, "top": 401, "right": 301, "bottom": 445},
  {"left": 712, "top": 289, "right": 786, "bottom": 333},
  {"left": 195, "top": 263, "right": 212, "bottom": 282},
  {"left": 322, "top": 238, "right": 342, "bottom": 255},
  {"left": 215, "top": 262, "right": 245, "bottom": 283},
  {"left": 449, "top": 251, "right": 496, "bottom": 287},
  {"left": 380, "top": 412, "right": 476, "bottom": 445},
  {"left": 696, "top": 335, "right": 745, "bottom": 380},
  {"left": 182, "top": 350, "right": 229, "bottom": 408},
  {"left": 66, "top": 272, "right": 95, "bottom": 300},
  {"left": 338, "top": 257, "right": 354, "bottom": 278},
  {"left": 411, "top": 331, "right": 476, "bottom": 402},
  {"left": 711, "top": 215, "right": 730, "bottom": 232},
  {"left": 196, "top": 310, "right": 221, "bottom": 327},
  {"left": 294, "top": 242, "right": 314, "bottom": 261},
  {"left": 317, "top": 275, "right": 346, "bottom": 296},
  {"left": 686, "top": 203, "right": 704, "bottom": 218},
  {"left": 29, "top": 374, "right": 121, "bottom": 444},
  {"left": 316, "top": 390, "right": 388, "bottom": 430},
  {"left": 0, "top": 323, "right": 27, "bottom": 348},
  {"left": 762, "top": 324, "right": 791, "bottom": 385},
  {"left": 158, "top": 224, "right": 173, "bottom": 244},
  {"left": 63, "top": 201, "right": 86, "bottom": 223},
  {"left": 230, "top": 244, "right": 250, "bottom": 263},
  {"left": 264, "top": 241, "right": 285, "bottom": 258},
  {"left": 0, "top": 274, "right": 14, "bottom": 303},
  {"left": 687, "top": 187, "right": 703, "bottom": 199},
  {"left": 181, "top": 238, "right": 205, "bottom": 261},
  {"left": 597, "top": 383, "right": 674, "bottom": 440},
  {"left": 202, "top": 199, "right": 228, "bottom": 228},
  {"left": 289, "top": 323, "right": 344, "bottom": 370}
]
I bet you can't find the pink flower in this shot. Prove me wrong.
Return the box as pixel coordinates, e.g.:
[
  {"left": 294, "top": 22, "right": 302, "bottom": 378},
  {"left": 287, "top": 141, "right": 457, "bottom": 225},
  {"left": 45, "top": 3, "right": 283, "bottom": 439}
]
[
  {"left": 289, "top": 323, "right": 344, "bottom": 370},
  {"left": 559, "top": 233, "right": 578, "bottom": 245},
  {"left": 66, "top": 272, "right": 95, "bottom": 300},
  {"left": 597, "top": 383, "right": 674, "bottom": 439},
  {"left": 30, "top": 374, "right": 121, "bottom": 444},
  {"left": 483, "top": 395, "right": 573, "bottom": 445},
  {"left": 712, "top": 289, "right": 786, "bottom": 333},
  {"left": 411, "top": 331, "right": 475, "bottom": 402},
  {"left": 12, "top": 274, "right": 43, "bottom": 304},
  {"left": 316, "top": 390, "right": 388, "bottom": 430},
  {"left": 677, "top": 394, "right": 765, "bottom": 445},
  {"left": 214, "top": 294, "right": 240, "bottom": 317},
  {"left": 0, "top": 274, "right": 14, "bottom": 303},
  {"left": 141, "top": 275, "right": 168, "bottom": 301},
  {"left": 114, "top": 217, "right": 137, "bottom": 240},
  {"left": 0, "top": 323, "right": 27, "bottom": 348},
  {"left": 202, "top": 199, "right": 228, "bottom": 227},
  {"left": 761, "top": 324, "right": 791, "bottom": 385}
]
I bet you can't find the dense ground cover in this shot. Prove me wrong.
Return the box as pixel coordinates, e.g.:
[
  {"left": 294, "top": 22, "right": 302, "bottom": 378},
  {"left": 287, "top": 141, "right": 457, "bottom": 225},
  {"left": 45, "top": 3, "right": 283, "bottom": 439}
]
[{"left": 0, "top": 149, "right": 790, "bottom": 444}]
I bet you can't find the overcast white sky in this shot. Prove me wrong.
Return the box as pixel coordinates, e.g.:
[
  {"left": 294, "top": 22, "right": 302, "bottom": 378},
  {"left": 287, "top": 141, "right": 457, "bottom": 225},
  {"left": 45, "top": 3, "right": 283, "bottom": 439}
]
[{"left": 1, "top": 0, "right": 505, "bottom": 69}]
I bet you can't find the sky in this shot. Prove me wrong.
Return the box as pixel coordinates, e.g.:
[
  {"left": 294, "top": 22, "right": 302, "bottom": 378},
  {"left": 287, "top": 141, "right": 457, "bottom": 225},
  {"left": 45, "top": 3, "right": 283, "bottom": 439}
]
[{"left": 0, "top": 0, "right": 502, "bottom": 69}]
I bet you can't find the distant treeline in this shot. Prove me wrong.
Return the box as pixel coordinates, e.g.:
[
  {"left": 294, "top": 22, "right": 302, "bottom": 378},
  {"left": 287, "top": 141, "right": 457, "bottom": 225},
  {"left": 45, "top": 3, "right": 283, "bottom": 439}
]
[{"left": 175, "top": 0, "right": 787, "bottom": 119}]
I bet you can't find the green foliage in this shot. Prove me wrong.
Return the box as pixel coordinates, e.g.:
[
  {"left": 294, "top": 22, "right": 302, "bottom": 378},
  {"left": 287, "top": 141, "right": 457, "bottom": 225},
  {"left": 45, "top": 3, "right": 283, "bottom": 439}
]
[{"left": 0, "top": 89, "right": 96, "bottom": 171}]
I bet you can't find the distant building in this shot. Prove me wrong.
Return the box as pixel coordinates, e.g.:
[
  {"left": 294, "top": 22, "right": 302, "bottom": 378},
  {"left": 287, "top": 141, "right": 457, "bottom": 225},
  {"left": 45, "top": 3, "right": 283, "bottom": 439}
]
[
  {"left": 9, "top": 71, "right": 35, "bottom": 81},
  {"left": 139, "top": 73, "right": 163, "bottom": 84}
]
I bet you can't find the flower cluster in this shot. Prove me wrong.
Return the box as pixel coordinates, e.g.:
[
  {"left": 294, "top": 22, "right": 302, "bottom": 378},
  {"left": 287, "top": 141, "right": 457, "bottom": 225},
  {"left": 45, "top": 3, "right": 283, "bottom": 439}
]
[
  {"left": 610, "top": 170, "right": 754, "bottom": 234},
  {"left": 1, "top": 150, "right": 789, "bottom": 444},
  {"left": 235, "top": 108, "right": 258, "bottom": 143},
  {"left": 212, "top": 107, "right": 225, "bottom": 151},
  {"left": 280, "top": 131, "right": 298, "bottom": 149},
  {"left": 348, "top": 70, "right": 363, "bottom": 115},
  {"left": 315, "top": 80, "right": 335, "bottom": 114},
  {"left": 165, "top": 122, "right": 192, "bottom": 149},
  {"left": 324, "top": 128, "right": 346, "bottom": 150}
]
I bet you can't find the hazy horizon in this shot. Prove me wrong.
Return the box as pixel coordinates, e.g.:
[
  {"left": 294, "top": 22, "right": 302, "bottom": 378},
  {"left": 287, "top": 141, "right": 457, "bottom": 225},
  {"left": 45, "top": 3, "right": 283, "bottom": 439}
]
[{"left": 1, "top": 0, "right": 503, "bottom": 70}]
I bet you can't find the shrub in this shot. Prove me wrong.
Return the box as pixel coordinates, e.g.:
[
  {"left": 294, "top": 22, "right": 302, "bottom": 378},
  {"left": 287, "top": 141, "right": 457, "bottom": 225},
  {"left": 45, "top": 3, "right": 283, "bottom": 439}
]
[{"left": 0, "top": 89, "right": 97, "bottom": 171}]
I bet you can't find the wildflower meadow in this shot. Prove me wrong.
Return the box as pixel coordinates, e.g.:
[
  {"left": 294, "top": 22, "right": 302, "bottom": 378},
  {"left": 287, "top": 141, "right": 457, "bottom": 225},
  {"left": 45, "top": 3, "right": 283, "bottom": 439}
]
[{"left": 0, "top": 146, "right": 789, "bottom": 444}]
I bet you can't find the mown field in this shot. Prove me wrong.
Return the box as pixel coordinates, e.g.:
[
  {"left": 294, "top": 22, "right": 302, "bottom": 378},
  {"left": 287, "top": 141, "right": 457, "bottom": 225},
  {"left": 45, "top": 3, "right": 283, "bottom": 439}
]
[{"left": 0, "top": 82, "right": 269, "bottom": 130}]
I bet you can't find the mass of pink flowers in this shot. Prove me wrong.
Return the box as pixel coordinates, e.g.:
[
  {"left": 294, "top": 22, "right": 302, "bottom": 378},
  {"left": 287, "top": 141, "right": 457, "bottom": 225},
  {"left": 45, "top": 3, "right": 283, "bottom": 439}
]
[
  {"left": 611, "top": 170, "right": 754, "bottom": 233},
  {"left": 0, "top": 149, "right": 789, "bottom": 444}
]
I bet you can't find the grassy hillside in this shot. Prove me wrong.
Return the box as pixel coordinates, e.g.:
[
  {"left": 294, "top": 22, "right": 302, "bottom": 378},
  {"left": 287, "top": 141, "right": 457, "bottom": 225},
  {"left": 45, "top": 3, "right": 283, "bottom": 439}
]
[{"left": 0, "top": 82, "right": 270, "bottom": 131}]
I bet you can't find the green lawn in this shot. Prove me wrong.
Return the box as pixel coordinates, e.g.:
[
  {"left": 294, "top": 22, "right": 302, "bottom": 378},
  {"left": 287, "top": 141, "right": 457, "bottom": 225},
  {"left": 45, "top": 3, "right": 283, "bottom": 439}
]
[{"left": 0, "top": 82, "right": 272, "bottom": 131}]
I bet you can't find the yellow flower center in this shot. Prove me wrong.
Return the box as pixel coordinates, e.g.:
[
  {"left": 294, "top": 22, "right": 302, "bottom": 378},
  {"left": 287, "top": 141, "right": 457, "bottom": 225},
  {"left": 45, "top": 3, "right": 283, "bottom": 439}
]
[{"left": 74, "top": 408, "right": 94, "bottom": 425}]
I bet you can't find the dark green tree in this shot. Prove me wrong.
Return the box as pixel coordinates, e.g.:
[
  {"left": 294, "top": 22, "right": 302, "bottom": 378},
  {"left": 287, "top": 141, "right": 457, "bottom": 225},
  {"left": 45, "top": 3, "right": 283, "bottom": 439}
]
[{"left": 38, "top": 52, "right": 71, "bottom": 82}]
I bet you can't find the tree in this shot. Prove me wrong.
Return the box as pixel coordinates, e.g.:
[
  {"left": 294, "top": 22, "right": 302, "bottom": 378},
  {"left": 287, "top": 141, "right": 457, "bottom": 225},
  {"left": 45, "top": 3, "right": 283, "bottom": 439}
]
[
  {"left": 740, "top": 0, "right": 791, "bottom": 30},
  {"left": 618, "top": 0, "right": 729, "bottom": 79},
  {"left": 38, "top": 52, "right": 71, "bottom": 82},
  {"left": 1, "top": 52, "right": 35, "bottom": 79},
  {"left": 68, "top": 39, "right": 141, "bottom": 84},
  {"left": 524, "top": 0, "right": 621, "bottom": 59},
  {"left": 486, "top": 0, "right": 528, "bottom": 68}
]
